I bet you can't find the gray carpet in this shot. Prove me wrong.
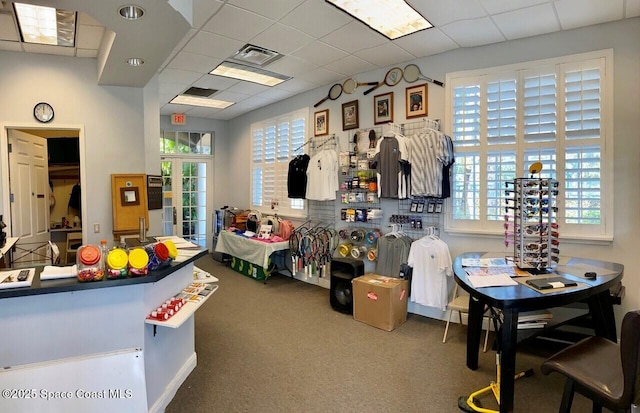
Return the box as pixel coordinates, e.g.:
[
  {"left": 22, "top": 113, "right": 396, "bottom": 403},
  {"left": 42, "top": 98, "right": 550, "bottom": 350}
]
[{"left": 166, "top": 255, "right": 594, "bottom": 413}]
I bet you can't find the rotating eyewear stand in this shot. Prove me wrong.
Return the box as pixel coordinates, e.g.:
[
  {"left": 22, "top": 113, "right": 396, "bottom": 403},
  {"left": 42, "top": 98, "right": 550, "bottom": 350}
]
[{"left": 458, "top": 307, "right": 534, "bottom": 413}]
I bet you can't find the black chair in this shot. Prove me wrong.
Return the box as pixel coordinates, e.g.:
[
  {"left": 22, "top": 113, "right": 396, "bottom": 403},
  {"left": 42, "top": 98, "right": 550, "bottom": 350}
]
[{"left": 540, "top": 310, "right": 640, "bottom": 413}]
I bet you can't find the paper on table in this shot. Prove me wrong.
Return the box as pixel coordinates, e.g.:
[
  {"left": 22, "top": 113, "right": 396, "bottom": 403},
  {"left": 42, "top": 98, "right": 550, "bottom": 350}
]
[
  {"left": 173, "top": 248, "right": 203, "bottom": 263},
  {"left": 467, "top": 273, "right": 518, "bottom": 288},
  {"left": 40, "top": 265, "right": 78, "bottom": 280},
  {"left": 155, "top": 236, "right": 200, "bottom": 249}
]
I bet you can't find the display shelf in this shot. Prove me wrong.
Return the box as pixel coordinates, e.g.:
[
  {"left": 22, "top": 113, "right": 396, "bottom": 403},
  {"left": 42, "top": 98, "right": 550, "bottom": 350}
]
[
  {"left": 145, "top": 283, "right": 218, "bottom": 329},
  {"left": 504, "top": 178, "right": 559, "bottom": 270}
]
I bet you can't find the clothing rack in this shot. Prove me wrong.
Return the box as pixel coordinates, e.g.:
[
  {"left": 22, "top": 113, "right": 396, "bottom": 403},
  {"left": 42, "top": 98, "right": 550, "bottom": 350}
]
[{"left": 310, "top": 134, "right": 336, "bottom": 153}]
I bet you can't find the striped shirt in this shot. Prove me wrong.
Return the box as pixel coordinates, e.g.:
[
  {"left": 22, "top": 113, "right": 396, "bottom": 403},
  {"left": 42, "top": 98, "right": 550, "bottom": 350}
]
[{"left": 409, "top": 130, "right": 452, "bottom": 197}]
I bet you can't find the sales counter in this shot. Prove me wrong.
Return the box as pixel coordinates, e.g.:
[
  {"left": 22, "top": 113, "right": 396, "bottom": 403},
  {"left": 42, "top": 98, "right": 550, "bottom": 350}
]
[{"left": 0, "top": 249, "right": 209, "bottom": 412}]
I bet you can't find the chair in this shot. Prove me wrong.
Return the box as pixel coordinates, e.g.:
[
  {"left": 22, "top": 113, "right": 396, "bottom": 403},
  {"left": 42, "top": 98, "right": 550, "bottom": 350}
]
[
  {"left": 65, "top": 231, "right": 83, "bottom": 264},
  {"left": 541, "top": 310, "right": 640, "bottom": 413},
  {"left": 442, "top": 284, "right": 492, "bottom": 352}
]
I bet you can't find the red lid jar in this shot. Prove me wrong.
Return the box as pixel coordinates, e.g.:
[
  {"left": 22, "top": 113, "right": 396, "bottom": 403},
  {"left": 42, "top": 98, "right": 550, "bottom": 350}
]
[{"left": 76, "top": 244, "right": 104, "bottom": 282}]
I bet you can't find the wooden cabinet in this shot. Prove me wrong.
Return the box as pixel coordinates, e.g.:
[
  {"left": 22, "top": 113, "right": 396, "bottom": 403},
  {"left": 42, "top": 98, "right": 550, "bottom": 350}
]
[{"left": 111, "top": 174, "right": 148, "bottom": 240}]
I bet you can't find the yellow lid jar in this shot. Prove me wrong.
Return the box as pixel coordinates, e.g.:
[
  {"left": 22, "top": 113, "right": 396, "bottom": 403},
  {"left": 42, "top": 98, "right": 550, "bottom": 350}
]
[
  {"left": 106, "top": 248, "right": 129, "bottom": 279},
  {"left": 128, "top": 248, "right": 149, "bottom": 277}
]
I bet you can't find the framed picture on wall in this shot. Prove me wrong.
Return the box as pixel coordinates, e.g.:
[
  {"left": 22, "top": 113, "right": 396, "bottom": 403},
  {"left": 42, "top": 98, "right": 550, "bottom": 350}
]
[
  {"left": 406, "top": 83, "right": 428, "bottom": 118},
  {"left": 342, "top": 100, "right": 359, "bottom": 130},
  {"left": 373, "top": 92, "right": 393, "bottom": 125},
  {"left": 314, "top": 109, "right": 328, "bottom": 136}
]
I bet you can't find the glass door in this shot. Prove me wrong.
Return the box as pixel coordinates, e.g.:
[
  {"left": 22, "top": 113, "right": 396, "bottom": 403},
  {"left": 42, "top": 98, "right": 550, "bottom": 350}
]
[{"left": 161, "top": 157, "right": 212, "bottom": 249}]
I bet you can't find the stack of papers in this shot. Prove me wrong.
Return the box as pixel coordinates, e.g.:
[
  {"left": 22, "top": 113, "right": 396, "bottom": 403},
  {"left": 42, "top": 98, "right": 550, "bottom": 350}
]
[
  {"left": 467, "top": 273, "right": 518, "bottom": 288},
  {"left": 40, "top": 265, "right": 78, "bottom": 280},
  {"left": 155, "top": 236, "right": 200, "bottom": 249}
]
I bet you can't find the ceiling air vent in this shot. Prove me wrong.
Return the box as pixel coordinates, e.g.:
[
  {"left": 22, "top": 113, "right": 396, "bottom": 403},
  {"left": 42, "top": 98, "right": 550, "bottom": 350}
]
[
  {"left": 183, "top": 87, "right": 217, "bottom": 97},
  {"left": 231, "top": 44, "right": 282, "bottom": 67}
]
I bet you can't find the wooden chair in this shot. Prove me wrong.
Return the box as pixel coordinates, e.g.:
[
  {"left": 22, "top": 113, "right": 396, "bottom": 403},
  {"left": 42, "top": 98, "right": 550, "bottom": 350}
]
[
  {"left": 541, "top": 310, "right": 640, "bottom": 413},
  {"left": 65, "top": 232, "right": 83, "bottom": 264},
  {"left": 442, "top": 284, "right": 492, "bottom": 352}
]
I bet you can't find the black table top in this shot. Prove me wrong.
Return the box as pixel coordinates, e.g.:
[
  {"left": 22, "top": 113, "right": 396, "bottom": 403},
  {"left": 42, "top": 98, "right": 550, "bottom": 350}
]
[
  {"left": 0, "top": 250, "right": 208, "bottom": 300},
  {"left": 453, "top": 252, "right": 624, "bottom": 312}
]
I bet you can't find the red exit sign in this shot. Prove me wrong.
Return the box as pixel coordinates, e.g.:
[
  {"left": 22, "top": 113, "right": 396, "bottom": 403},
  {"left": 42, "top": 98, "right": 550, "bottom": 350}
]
[{"left": 171, "top": 113, "right": 186, "bottom": 125}]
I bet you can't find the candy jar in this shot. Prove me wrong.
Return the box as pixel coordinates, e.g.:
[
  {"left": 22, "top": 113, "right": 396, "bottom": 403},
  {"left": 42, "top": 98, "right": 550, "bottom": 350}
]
[
  {"left": 105, "top": 247, "right": 129, "bottom": 279},
  {"left": 145, "top": 242, "right": 172, "bottom": 271},
  {"left": 76, "top": 244, "right": 104, "bottom": 282},
  {"left": 128, "top": 247, "right": 149, "bottom": 277},
  {"left": 163, "top": 240, "right": 179, "bottom": 261}
]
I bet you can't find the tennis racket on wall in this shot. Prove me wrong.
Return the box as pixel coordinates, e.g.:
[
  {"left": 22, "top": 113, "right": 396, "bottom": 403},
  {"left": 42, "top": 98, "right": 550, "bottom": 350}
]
[
  {"left": 364, "top": 67, "right": 403, "bottom": 95},
  {"left": 403, "top": 64, "right": 445, "bottom": 87},
  {"left": 342, "top": 77, "right": 377, "bottom": 94},
  {"left": 314, "top": 83, "right": 343, "bottom": 107}
]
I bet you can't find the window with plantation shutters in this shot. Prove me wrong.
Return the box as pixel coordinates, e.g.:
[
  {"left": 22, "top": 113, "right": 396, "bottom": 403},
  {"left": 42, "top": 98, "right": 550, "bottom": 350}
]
[
  {"left": 251, "top": 109, "right": 307, "bottom": 217},
  {"left": 445, "top": 50, "right": 613, "bottom": 240}
]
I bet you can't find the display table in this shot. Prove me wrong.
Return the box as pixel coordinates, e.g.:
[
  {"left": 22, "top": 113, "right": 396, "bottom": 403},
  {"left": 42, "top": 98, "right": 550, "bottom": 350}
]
[
  {"left": 453, "top": 252, "right": 624, "bottom": 413},
  {"left": 215, "top": 230, "right": 289, "bottom": 269},
  {"left": 0, "top": 249, "right": 209, "bottom": 413}
]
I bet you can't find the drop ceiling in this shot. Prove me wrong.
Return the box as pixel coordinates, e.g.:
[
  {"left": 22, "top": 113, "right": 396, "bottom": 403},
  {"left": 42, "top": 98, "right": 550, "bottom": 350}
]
[{"left": 0, "top": 0, "right": 638, "bottom": 121}]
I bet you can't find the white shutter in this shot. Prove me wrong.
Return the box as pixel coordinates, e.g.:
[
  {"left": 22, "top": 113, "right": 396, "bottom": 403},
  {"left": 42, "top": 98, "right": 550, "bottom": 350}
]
[
  {"left": 486, "top": 79, "right": 517, "bottom": 145},
  {"left": 486, "top": 150, "right": 516, "bottom": 221},
  {"left": 524, "top": 72, "right": 557, "bottom": 143},
  {"left": 564, "top": 145, "right": 601, "bottom": 224},
  {"left": 565, "top": 66, "right": 601, "bottom": 140},
  {"left": 452, "top": 84, "right": 481, "bottom": 147},
  {"left": 451, "top": 152, "right": 480, "bottom": 220}
]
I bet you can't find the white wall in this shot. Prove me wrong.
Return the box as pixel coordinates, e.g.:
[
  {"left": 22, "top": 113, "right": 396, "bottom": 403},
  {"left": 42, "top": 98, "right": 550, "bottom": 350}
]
[
  {"left": 0, "top": 51, "right": 147, "bottom": 245},
  {"left": 224, "top": 18, "right": 640, "bottom": 323}
]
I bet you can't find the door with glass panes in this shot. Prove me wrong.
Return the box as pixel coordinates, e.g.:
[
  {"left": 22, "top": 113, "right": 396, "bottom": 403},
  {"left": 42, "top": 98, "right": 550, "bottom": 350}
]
[{"left": 161, "top": 157, "right": 212, "bottom": 249}]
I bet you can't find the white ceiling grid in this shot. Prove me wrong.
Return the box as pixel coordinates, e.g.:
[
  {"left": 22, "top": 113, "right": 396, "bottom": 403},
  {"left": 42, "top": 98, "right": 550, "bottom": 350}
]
[{"left": 0, "top": 0, "right": 637, "bottom": 120}]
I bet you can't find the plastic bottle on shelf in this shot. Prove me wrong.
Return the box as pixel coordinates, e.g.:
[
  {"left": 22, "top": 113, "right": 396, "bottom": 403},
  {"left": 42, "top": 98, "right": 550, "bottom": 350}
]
[{"left": 99, "top": 239, "right": 109, "bottom": 273}]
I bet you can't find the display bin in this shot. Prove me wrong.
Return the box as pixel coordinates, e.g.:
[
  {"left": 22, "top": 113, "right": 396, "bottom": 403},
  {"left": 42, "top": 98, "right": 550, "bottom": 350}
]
[{"left": 229, "top": 256, "right": 274, "bottom": 281}]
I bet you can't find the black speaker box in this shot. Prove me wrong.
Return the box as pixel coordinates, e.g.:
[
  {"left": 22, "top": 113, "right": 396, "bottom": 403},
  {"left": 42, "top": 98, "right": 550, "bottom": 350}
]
[{"left": 330, "top": 257, "right": 365, "bottom": 314}]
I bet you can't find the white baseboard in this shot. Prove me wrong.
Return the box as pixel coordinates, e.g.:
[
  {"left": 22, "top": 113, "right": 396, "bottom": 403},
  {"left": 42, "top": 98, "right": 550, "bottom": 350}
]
[{"left": 148, "top": 352, "right": 197, "bottom": 413}]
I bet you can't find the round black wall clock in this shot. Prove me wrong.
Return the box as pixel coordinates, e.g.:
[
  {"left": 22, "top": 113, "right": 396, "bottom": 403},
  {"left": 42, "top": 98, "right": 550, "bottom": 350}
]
[{"left": 34, "top": 102, "right": 54, "bottom": 123}]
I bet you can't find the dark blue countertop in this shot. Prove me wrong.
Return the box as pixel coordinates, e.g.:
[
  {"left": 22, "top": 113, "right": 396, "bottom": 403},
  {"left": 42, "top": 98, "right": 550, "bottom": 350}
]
[{"left": 0, "top": 250, "right": 208, "bottom": 299}]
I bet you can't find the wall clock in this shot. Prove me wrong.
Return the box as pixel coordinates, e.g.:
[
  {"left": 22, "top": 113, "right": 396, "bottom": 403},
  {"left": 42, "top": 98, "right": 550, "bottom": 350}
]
[{"left": 34, "top": 102, "right": 54, "bottom": 123}]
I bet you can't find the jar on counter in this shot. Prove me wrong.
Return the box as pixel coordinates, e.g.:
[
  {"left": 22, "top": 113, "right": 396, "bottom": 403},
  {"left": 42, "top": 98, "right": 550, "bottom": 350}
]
[
  {"left": 145, "top": 242, "right": 172, "bottom": 271},
  {"left": 128, "top": 248, "right": 149, "bottom": 277},
  {"left": 105, "top": 247, "right": 128, "bottom": 279},
  {"left": 77, "top": 244, "right": 104, "bottom": 282},
  {"left": 162, "top": 240, "right": 179, "bottom": 261}
]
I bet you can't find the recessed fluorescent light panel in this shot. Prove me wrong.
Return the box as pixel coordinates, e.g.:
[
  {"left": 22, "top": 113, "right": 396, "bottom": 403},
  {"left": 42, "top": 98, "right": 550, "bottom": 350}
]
[
  {"left": 326, "top": 0, "right": 432, "bottom": 40},
  {"left": 170, "top": 95, "right": 234, "bottom": 109},
  {"left": 210, "top": 61, "right": 291, "bottom": 87},
  {"left": 14, "top": 3, "right": 77, "bottom": 46}
]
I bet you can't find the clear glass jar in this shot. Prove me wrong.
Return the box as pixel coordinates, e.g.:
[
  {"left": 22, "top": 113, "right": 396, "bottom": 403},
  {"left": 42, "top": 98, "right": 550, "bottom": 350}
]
[
  {"left": 106, "top": 247, "right": 128, "bottom": 279},
  {"left": 77, "top": 244, "right": 104, "bottom": 282},
  {"left": 128, "top": 247, "right": 149, "bottom": 277}
]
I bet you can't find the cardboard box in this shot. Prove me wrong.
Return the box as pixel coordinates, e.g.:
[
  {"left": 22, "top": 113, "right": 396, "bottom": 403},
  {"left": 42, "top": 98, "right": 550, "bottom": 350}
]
[{"left": 353, "top": 274, "right": 408, "bottom": 331}]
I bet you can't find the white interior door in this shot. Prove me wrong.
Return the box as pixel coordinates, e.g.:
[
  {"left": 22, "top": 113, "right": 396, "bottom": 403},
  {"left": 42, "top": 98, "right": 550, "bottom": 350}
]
[
  {"left": 8, "top": 130, "right": 51, "bottom": 264},
  {"left": 161, "top": 157, "right": 211, "bottom": 249}
]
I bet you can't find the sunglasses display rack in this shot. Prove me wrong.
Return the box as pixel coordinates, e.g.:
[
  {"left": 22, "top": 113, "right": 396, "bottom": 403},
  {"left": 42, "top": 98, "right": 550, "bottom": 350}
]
[{"left": 504, "top": 178, "right": 560, "bottom": 271}]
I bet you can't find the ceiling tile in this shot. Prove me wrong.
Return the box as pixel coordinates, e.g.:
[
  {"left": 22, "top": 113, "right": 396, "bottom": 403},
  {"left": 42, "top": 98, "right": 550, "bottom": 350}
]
[
  {"left": 295, "top": 67, "right": 343, "bottom": 87},
  {"left": 479, "top": 0, "right": 551, "bottom": 15},
  {"left": 322, "top": 55, "right": 376, "bottom": 77},
  {"left": 77, "top": 11, "right": 102, "bottom": 26},
  {"left": 76, "top": 48, "right": 98, "bottom": 58},
  {"left": 183, "top": 31, "right": 245, "bottom": 59},
  {"left": 321, "top": 21, "right": 388, "bottom": 54},
  {"left": 227, "top": 81, "right": 271, "bottom": 95},
  {"left": 249, "top": 23, "right": 314, "bottom": 55},
  {"left": 76, "top": 25, "right": 105, "bottom": 49},
  {"left": 160, "top": 104, "right": 185, "bottom": 115},
  {"left": 393, "top": 28, "right": 458, "bottom": 57},
  {"left": 201, "top": 4, "right": 274, "bottom": 42},
  {"left": 160, "top": 82, "right": 190, "bottom": 96},
  {"left": 292, "top": 41, "right": 348, "bottom": 66},
  {"left": 159, "top": 28, "right": 198, "bottom": 71},
  {"left": 158, "top": 68, "right": 203, "bottom": 85},
  {"left": 440, "top": 17, "right": 506, "bottom": 47},
  {"left": 0, "top": 40, "right": 22, "bottom": 52},
  {"left": 266, "top": 55, "right": 318, "bottom": 77},
  {"left": 354, "top": 43, "right": 415, "bottom": 69},
  {"left": 0, "top": 14, "right": 19, "bottom": 41},
  {"left": 167, "top": 51, "right": 221, "bottom": 73},
  {"left": 280, "top": 0, "right": 352, "bottom": 38},
  {"left": 254, "top": 88, "right": 294, "bottom": 102},
  {"left": 408, "top": 0, "right": 488, "bottom": 26},
  {"left": 183, "top": 106, "right": 221, "bottom": 117},
  {"left": 492, "top": 4, "right": 560, "bottom": 40},
  {"left": 228, "top": 0, "right": 307, "bottom": 21},
  {"left": 273, "top": 77, "right": 318, "bottom": 93},
  {"left": 193, "top": 74, "right": 240, "bottom": 90},
  {"left": 555, "top": 0, "right": 625, "bottom": 30},
  {"left": 23, "top": 43, "right": 75, "bottom": 56},
  {"left": 212, "top": 90, "right": 251, "bottom": 102},
  {"left": 192, "top": 0, "right": 225, "bottom": 29},
  {"left": 626, "top": 0, "right": 640, "bottom": 17}
]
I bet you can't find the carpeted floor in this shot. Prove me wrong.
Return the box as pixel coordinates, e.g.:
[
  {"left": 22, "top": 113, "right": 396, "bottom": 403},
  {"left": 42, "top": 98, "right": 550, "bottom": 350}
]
[{"left": 165, "top": 255, "right": 593, "bottom": 413}]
